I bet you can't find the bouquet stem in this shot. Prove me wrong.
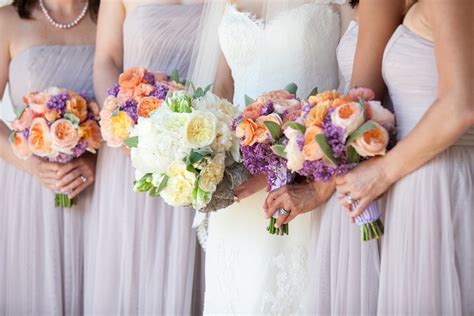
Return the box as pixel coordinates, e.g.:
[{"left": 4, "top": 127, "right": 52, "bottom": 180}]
[
  {"left": 55, "top": 193, "right": 75, "bottom": 208},
  {"left": 267, "top": 217, "right": 289, "bottom": 236},
  {"left": 354, "top": 201, "right": 384, "bottom": 241}
]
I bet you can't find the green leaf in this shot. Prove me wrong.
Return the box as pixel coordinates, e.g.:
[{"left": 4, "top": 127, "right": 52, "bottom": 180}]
[
  {"left": 193, "top": 87, "right": 205, "bottom": 99},
  {"left": 346, "top": 121, "right": 376, "bottom": 145},
  {"left": 154, "top": 174, "right": 169, "bottom": 195},
  {"left": 307, "top": 87, "right": 319, "bottom": 98},
  {"left": 133, "top": 174, "right": 153, "bottom": 192},
  {"left": 358, "top": 97, "right": 367, "bottom": 120},
  {"left": 14, "top": 106, "right": 26, "bottom": 119},
  {"left": 203, "top": 84, "right": 212, "bottom": 95},
  {"left": 285, "top": 83, "right": 298, "bottom": 95},
  {"left": 124, "top": 136, "right": 139, "bottom": 148},
  {"left": 186, "top": 164, "right": 199, "bottom": 174},
  {"left": 64, "top": 112, "right": 80, "bottom": 126},
  {"left": 271, "top": 144, "right": 287, "bottom": 158},
  {"left": 170, "top": 69, "right": 180, "bottom": 83},
  {"left": 245, "top": 95, "right": 255, "bottom": 107},
  {"left": 346, "top": 145, "right": 361, "bottom": 163},
  {"left": 314, "top": 134, "right": 338, "bottom": 167},
  {"left": 283, "top": 121, "right": 306, "bottom": 134},
  {"left": 263, "top": 121, "right": 282, "bottom": 140},
  {"left": 9, "top": 132, "right": 15, "bottom": 144}
]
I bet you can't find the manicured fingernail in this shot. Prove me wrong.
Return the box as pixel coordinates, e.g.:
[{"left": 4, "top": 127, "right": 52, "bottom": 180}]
[{"left": 274, "top": 223, "right": 280, "bottom": 228}]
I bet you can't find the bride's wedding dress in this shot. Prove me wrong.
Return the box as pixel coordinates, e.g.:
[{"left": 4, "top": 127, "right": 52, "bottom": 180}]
[{"left": 204, "top": 2, "right": 350, "bottom": 314}]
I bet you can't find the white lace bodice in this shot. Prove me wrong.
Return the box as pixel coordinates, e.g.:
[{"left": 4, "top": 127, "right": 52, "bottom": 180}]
[{"left": 219, "top": 2, "right": 345, "bottom": 109}]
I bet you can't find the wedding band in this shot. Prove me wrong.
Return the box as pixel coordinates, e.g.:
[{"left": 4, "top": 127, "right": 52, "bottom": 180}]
[
  {"left": 280, "top": 208, "right": 290, "bottom": 216},
  {"left": 80, "top": 175, "right": 87, "bottom": 183}
]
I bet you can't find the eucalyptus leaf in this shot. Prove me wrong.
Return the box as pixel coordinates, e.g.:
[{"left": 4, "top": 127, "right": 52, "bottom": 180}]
[
  {"left": 14, "top": 106, "right": 26, "bottom": 119},
  {"left": 314, "top": 134, "right": 338, "bottom": 167},
  {"left": 283, "top": 121, "right": 306, "bottom": 134},
  {"left": 271, "top": 144, "right": 287, "bottom": 158},
  {"left": 9, "top": 132, "right": 15, "bottom": 144},
  {"left": 186, "top": 164, "right": 199, "bottom": 174},
  {"left": 346, "top": 121, "right": 376, "bottom": 145},
  {"left": 358, "top": 97, "right": 367, "bottom": 120},
  {"left": 307, "top": 87, "right": 319, "bottom": 98},
  {"left": 245, "top": 95, "right": 255, "bottom": 107},
  {"left": 124, "top": 136, "right": 139, "bottom": 148},
  {"left": 64, "top": 112, "right": 80, "bottom": 126},
  {"left": 263, "top": 121, "right": 282, "bottom": 140},
  {"left": 170, "top": 69, "right": 180, "bottom": 83},
  {"left": 285, "top": 83, "right": 298, "bottom": 95},
  {"left": 155, "top": 174, "right": 169, "bottom": 195},
  {"left": 346, "top": 145, "right": 361, "bottom": 163}
]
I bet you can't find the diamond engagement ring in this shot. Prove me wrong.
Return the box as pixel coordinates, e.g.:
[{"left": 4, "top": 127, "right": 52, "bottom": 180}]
[
  {"left": 280, "top": 208, "right": 290, "bottom": 216},
  {"left": 80, "top": 175, "right": 87, "bottom": 183}
]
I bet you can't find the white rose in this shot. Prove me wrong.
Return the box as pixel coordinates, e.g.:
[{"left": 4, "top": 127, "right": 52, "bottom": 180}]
[
  {"left": 330, "top": 102, "right": 365, "bottom": 140},
  {"left": 284, "top": 127, "right": 305, "bottom": 172},
  {"left": 160, "top": 175, "right": 195, "bottom": 207},
  {"left": 198, "top": 153, "right": 226, "bottom": 192},
  {"left": 185, "top": 111, "right": 217, "bottom": 148},
  {"left": 367, "top": 101, "right": 395, "bottom": 132}
]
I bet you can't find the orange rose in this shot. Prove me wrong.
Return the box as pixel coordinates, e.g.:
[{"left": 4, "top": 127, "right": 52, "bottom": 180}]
[
  {"left": 133, "top": 83, "right": 155, "bottom": 99},
  {"left": 308, "top": 90, "right": 340, "bottom": 106},
  {"left": 10, "top": 132, "right": 32, "bottom": 160},
  {"left": 137, "top": 97, "right": 163, "bottom": 118},
  {"left": 331, "top": 102, "right": 365, "bottom": 138},
  {"left": 50, "top": 119, "right": 80, "bottom": 153},
  {"left": 66, "top": 94, "right": 88, "bottom": 122},
  {"left": 256, "top": 113, "right": 283, "bottom": 142},
  {"left": 44, "top": 109, "right": 61, "bottom": 122},
  {"left": 23, "top": 92, "right": 50, "bottom": 114},
  {"left": 258, "top": 89, "right": 300, "bottom": 114},
  {"left": 242, "top": 101, "right": 264, "bottom": 120},
  {"left": 119, "top": 67, "right": 146, "bottom": 89},
  {"left": 351, "top": 121, "right": 389, "bottom": 157},
  {"left": 303, "top": 126, "right": 324, "bottom": 161},
  {"left": 88, "top": 101, "right": 101, "bottom": 119},
  {"left": 305, "top": 100, "right": 332, "bottom": 128},
  {"left": 331, "top": 95, "right": 353, "bottom": 107},
  {"left": 28, "top": 117, "right": 54, "bottom": 157},
  {"left": 236, "top": 118, "right": 264, "bottom": 146},
  {"left": 11, "top": 107, "right": 35, "bottom": 131},
  {"left": 79, "top": 120, "right": 101, "bottom": 153}
]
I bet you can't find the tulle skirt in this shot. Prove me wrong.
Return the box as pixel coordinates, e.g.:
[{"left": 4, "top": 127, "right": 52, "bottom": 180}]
[
  {"left": 305, "top": 194, "right": 381, "bottom": 315},
  {"left": 0, "top": 159, "right": 88, "bottom": 315},
  {"left": 378, "top": 145, "right": 474, "bottom": 315},
  {"left": 84, "top": 146, "right": 201, "bottom": 315}
]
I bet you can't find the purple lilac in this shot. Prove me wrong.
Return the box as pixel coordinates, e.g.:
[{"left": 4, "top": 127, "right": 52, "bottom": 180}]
[
  {"left": 241, "top": 142, "right": 287, "bottom": 187},
  {"left": 79, "top": 92, "right": 91, "bottom": 103},
  {"left": 323, "top": 108, "right": 346, "bottom": 160},
  {"left": 107, "top": 84, "right": 120, "bottom": 97},
  {"left": 143, "top": 72, "right": 156, "bottom": 85},
  {"left": 49, "top": 142, "right": 88, "bottom": 164},
  {"left": 22, "top": 128, "right": 29, "bottom": 139},
  {"left": 121, "top": 99, "right": 138, "bottom": 123},
  {"left": 71, "top": 141, "right": 88, "bottom": 157},
  {"left": 231, "top": 114, "right": 243, "bottom": 132},
  {"left": 47, "top": 92, "right": 68, "bottom": 113},
  {"left": 50, "top": 153, "right": 74, "bottom": 164},
  {"left": 260, "top": 101, "right": 274, "bottom": 116},
  {"left": 150, "top": 84, "right": 169, "bottom": 100},
  {"left": 296, "top": 134, "right": 304, "bottom": 151}
]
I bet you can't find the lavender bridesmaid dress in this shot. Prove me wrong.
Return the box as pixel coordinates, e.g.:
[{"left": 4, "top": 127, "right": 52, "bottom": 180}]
[
  {"left": 0, "top": 44, "right": 95, "bottom": 315},
  {"left": 378, "top": 25, "right": 474, "bottom": 315},
  {"left": 306, "top": 21, "right": 381, "bottom": 315},
  {"left": 84, "top": 4, "right": 203, "bottom": 315}
]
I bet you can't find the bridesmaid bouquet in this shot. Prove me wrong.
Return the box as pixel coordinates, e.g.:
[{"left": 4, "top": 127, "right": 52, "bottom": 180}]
[
  {"left": 127, "top": 85, "right": 241, "bottom": 211},
  {"left": 281, "top": 88, "right": 395, "bottom": 240},
  {"left": 233, "top": 84, "right": 310, "bottom": 235},
  {"left": 9, "top": 87, "right": 101, "bottom": 207},
  {"left": 100, "top": 67, "right": 185, "bottom": 147}
]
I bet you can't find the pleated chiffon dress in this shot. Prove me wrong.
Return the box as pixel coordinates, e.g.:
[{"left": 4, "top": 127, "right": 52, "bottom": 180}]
[
  {"left": 83, "top": 4, "right": 204, "bottom": 315},
  {"left": 378, "top": 25, "right": 474, "bottom": 315},
  {"left": 0, "top": 44, "right": 95, "bottom": 315}
]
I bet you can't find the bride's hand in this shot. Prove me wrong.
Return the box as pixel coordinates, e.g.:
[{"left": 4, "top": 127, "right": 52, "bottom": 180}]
[
  {"left": 233, "top": 173, "right": 267, "bottom": 200},
  {"left": 263, "top": 181, "right": 335, "bottom": 228},
  {"left": 55, "top": 154, "right": 97, "bottom": 198},
  {"left": 28, "top": 157, "right": 63, "bottom": 191},
  {"left": 335, "top": 157, "right": 393, "bottom": 219}
]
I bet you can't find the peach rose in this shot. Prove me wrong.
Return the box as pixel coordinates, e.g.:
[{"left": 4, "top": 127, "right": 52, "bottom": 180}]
[
  {"left": 349, "top": 87, "right": 375, "bottom": 101},
  {"left": 28, "top": 117, "right": 54, "bottom": 157},
  {"left": 117, "top": 88, "right": 135, "bottom": 104},
  {"left": 103, "top": 95, "right": 119, "bottom": 112},
  {"left": 88, "top": 101, "right": 100, "bottom": 119},
  {"left": 11, "top": 107, "right": 35, "bottom": 131},
  {"left": 137, "top": 97, "right": 163, "bottom": 118},
  {"left": 303, "top": 126, "right": 324, "bottom": 161},
  {"left": 256, "top": 113, "right": 283, "bottom": 142},
  {"left": 366, "top": 101, "right": 395, "bottom": 131},
  {"left": 331, "top": 95, "right": 353, "bottom": 107},
  {"left": 154, "top": 72, "right": 169, "bottom": 83},
  {"left": 10, "top": 132, "right": 32, "bottom": 160},
  {"left": 242, "top": 101, "right": 264, "bottom": 120},
  {"left": 351, "top": 121, "right": 389, "bottom": 157},
  {"left": 283, "top": 108, "right": 303, "bottom": 124},
  {"left": 50, "top": 119, "right": 80, "bottom": 153},
  {"left": 119, "top": 67, "right": 146, "bottom": 89},
  {"left": 284, "top": 127, "right": 305, "bottom": 172},
  {"left": 23, "top": 92, "right": 50, "bottom": 114},
  {"left": 236, "top": 118, "right": 266, "bottom": 146},
  {"left": 308, "top": 90, "right": 340, "bottom": 106},
  {"left": 44, "top": 109, "right": 61, "bottom": 122},
  {"left": 258, "top": 89, "right": 300, "bottom": 114},
  {"left": 79, "top": 120, "right": 101, "bottom": 153},
  {"left": 331, "top": 102, "right": 365, "bottom": 139},
  {"left": 133, "top": 83, "right": 155, "bottom": 99},
  {"left": 66, "top": 94, "right": 88, "bottom": 122},
  {"left": 305, "top": 100, "right": 332, "bottom": 128}
]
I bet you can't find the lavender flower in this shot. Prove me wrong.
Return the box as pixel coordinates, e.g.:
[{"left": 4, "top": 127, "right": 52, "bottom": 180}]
[
  {"left": 50, "top": 153, "right": 74, "bottom": 164},
  {"left": 107, "top": 84, "right": 120, "bottom": 97},
  {"left": 143, "top": 72, "right": 155, "bottom": 85},
  {"left": 231, "top": 114, "right": 243, "bottom": 132},
  {"left": 150, "top": 84, "right": 169, "bottom": 100},
  {"left": 121, "top": 99, "right": 138, "bottom": 123},
  {"left": 296, "top": 134, "right": 304, "bottom": 151},
  {"left": 241, "top": 143, "right": 287, "bottom": 187},
  {"left": 71, "top": 141, "right": 88, "bottom": 158},
  {"left": 79, "top": 92, "right": 91, "bottom": 103},
  {"left": 47, "top": 92, "right": 68, "bottom": 113},
  {"left": 22, "top": 128, "right": 29, "bottom": 139},
  {"left": 260, "top": 101, "right": 274, "bottom": 116}
]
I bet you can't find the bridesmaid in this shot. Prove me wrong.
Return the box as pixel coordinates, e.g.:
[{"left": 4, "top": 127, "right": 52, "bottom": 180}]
[
  {"left": 337, "top": 0, "right": 474, "bottom": 314},
  {"left": 85, "top": 1, "right": 203, "bottom": 314},
  {"left": 0, "top": 0, "right": 98, "bottom": 314}
]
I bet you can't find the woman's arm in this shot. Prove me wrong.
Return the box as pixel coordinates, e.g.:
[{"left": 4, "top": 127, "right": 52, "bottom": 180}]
[
  {"left": 213, "top": 52, "right": 234, "bottom": 101},
  {"left": 337, "top": 0, "right": 474, "bottom": 217},
  {"left": 93, "top": 0, "right": 125, "bottom": 106},
  {"left": 350, "top": 0, "right": 405, "bottom": 99}
]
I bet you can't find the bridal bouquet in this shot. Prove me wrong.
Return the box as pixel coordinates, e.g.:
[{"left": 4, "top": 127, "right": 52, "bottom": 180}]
[
  {"left": 127, "top": 85, "right": 241, "bottom": 211},
  {"left": 234, "top": 84, "right": 310, "bottom": 235},
  {"left": 281, "top": 88, "right": 395, "bottom": 240},
  {"left": 100, "top": 67, "right": 185, "bottom": 147},
  {"left": 9, "top": 87, "right": 101, "bottom": 207}
]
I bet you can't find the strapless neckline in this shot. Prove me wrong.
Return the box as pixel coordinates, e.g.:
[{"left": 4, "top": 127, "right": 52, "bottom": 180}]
[{"left": 10, "top": 44, "right": 95, "bottom": 67}]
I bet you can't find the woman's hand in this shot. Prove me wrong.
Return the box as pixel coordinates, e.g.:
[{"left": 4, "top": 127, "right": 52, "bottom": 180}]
[
  {"left": 335, "top": 157, "right": 393, "bottom": 219},
  {"left": 263, "top": 181, "right": 335, "bottom": 228},
  {"left": 56, "top": 154, "right": 97, "bottom": 198},
  {"left": 233, "top": 173, "right": 267, "bottom": 200},
  {"left": 28, "top": 157, "right": 63, "bottom": 191}
]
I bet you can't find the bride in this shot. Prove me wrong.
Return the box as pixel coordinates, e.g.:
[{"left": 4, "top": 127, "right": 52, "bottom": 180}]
[{"left": 190, "top": 0, "right": 352, "bottom": 313}]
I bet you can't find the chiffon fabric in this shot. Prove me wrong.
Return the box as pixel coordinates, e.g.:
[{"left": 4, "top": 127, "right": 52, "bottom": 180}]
[
  {"left": 0, "top": 45, "right": 95, "bottom": 315},
  {"left": 83, "top": 4, "right": 204, "bottom": 315},
  {"left": 305, "top": 21, "right": 381, "bottom": 315},
  {"left": 377, "top": 25, "right": 474, "bottom": 315}
]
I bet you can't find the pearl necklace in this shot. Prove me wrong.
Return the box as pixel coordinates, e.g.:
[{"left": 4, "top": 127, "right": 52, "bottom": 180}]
[{"left": 39, "top": 0, "right": 89, "bottom": 29}]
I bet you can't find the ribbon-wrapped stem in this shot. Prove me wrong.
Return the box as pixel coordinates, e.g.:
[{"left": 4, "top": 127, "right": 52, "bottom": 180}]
[
  {"left": 352, "top": 201, "right": 384, "bottom": 241},
  {"left": 55, "top": 193, "right": 75, "bottom": 208},
  {"left": 267, "top": 166, "right": 294, "bottom": 236}
]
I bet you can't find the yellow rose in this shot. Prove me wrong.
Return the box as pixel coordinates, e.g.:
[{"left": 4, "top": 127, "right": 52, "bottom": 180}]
[
  {"left": 111, "top": 111, "right": 134, "bottom": 141},
  {"left": 199, "top": 153, "right": 225, "bottom": 192},
  {"left": 185, "top": 112, "right": 217, "bottom": 148}
]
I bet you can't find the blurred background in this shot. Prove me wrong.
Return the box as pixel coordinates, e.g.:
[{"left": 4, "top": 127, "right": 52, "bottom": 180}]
[{"left": 1, "top": 0, "right": 16, "bottom": 125}]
